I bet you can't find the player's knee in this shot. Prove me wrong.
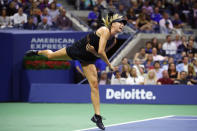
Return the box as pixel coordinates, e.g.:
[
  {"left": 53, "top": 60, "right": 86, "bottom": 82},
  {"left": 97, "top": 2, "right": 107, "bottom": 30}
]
[
  {"left": 90, "top": 80, "right": 98, "bottom": 89},
  {"left": 47, "top": 50, "right": 53, "bottom": 59},
  {"left": 47, "top": 53, "right": 53, "bottom": 59}
]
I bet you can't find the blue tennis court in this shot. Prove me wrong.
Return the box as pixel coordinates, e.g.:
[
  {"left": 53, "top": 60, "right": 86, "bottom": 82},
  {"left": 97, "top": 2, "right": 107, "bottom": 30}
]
[{"left": 78, "top": 116, "right": 197, "bottom": 131}]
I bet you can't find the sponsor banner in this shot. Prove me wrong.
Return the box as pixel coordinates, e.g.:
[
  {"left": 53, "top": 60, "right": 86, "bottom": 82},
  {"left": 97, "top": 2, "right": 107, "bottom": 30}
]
[
  {"left": 30, "top": 37, "right": 75, "bottom": 50},
  {"left": 0, "top": 31, "right": 89, "bottom": 101},
  {"left": 105, "top": 88, "right": 156, "bottom": 101},
  {"left": 29, "top": 84, "right": 197, "bottom": 104}
]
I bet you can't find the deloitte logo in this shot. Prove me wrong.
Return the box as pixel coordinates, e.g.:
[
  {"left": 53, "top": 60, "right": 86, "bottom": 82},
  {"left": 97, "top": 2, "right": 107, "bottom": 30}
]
[{"left": 106, "top": 88, "right": 156, "bottom": 100}]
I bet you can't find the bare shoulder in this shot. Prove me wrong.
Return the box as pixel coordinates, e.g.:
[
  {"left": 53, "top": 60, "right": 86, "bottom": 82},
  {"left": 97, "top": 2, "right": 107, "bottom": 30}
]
[{"left": 96, "top": 26, "right": 110, "bottom": 37}]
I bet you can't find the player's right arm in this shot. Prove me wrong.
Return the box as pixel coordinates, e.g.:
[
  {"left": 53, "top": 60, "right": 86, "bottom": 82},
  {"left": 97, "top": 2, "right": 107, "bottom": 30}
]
[{"left": 97, "top": 27, "right": 114, "bottom": 71}]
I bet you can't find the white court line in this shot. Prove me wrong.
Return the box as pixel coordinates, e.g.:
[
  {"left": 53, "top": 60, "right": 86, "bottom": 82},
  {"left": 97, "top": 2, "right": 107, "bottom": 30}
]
[
  {"left": 74, "top": 115, "right": 174, "bottom": 131},
  {"left": 175, "top": 116, "right": 197, "bottom": 118},
  {"left": 163, "top": 118, "right": 197, "bottom": 121}
]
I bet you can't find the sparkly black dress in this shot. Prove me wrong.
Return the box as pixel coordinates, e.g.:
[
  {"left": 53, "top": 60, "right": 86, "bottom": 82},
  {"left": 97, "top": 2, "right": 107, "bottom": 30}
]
[{"left": 66, "top": 32, "right": 115, "bottom": 63}]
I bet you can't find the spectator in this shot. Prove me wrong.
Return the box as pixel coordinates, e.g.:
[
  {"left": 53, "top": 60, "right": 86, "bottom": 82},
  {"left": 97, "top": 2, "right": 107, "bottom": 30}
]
[
  {"left": 37, "top": 17, "right": 51, "bottom": 30},
  {"left": 190, "top": 2, "right": 197, "bottom": 29},
  {"left": 7, "top": 1, "right": 18, "bottom": 16},
  {"left": 28, "top": 1, "right": 39, "bottom": 13},
  {"left": 168, "top": 63, "right": 178, "bottom": 80},
  {"left": 177, "top": 35, "right": 187, "bottom": 53},
  {"left": 119, "top": 57, "right": 130, "bottom": 72},
  {"left": 56, "top": 8, "right": 72, "bottom": 30},
  {"left": 151, "top": 6, "right": 162, "bottom": 24},
  {"left": 175, "top": 51, "right": 186, "bottom": 64},
  {"left": 188, "top": 36, "right": 197, "bottom": 50},
  {"left": 192, "top": 59, "right": 197, "bottom": 73},
  {"left": 23, "top": 16, "right": 36, "bottom": 30},
  {"left": 145, "top": 41, "right": 152, "bottom": 54},
  {"left": 162, "top": 35, "right": 177, "bottom": 56},
  {"left": 107, "top": 0, "right": 116, "bottom": 13},
  {"left": 131, "top": 0, "right": 141, "bottom": 14},
  {"left": 98, "top": 71, "right": 110, "bottom": 85},
  {"left": 157, "top": 42, "right": 165, "bottom": 56},
  {"left": 155, "top": 1, "right": 165, "bottom": 14},
  {"left": 162, "top": 57, "right": 174, "bottom": 70},
  {"left": 135, "top": 13, "right": 153, "bottom": 31},
  {"left": 48, "top": 2, "right": 59, "bottom": 24},
  {"left": 133, "top": 59, "right": 144, "bottom": 77},
  {"left": 41, "top": 7, "right": 52, "bottom": 26},
  {"left": 153, "top": 61, "right": 163, "bottom": 79},
  {"left": 144, "top": 54, "right": 154, "bottom": 72},
  {"left": 39, "top": 0, "right": 50, "bottom": 11},
  {"left": 173, "top": 34, "right": 182, "bottom": 48},
  {"left": 74, "top": 60, "right": 85, "bottom": 83},
  {"left": 22, "top": 0, "right": 33, "bottom": 14},
  {"left": 126, "top": 68, "right": 144, "bottom": 85},
  {"left": 134, "top": 47, "right": 148, "bottom": 64},
  {"left": 144, "top": 69, "right": 157, "bottom": 85},
  {"left": 140, "top": 3, "right": 147, "bottom": 15},
  {"left": 152, "top": 47, "right": 167, "bottom": 61},
  {"left": 126, "top": 7, "right": 137, "bottom": 29},
  {"left": 159, "top": 12, "right": 174, "bottom": 34},
  {"left": 12, "top": 7, "right": 27, "bottom": 28},
  {"left": 176, "top": 56, "right": 189, "bottom": 72},
  {"left": 151, "top": 37, "right": 159, "bottom": 48},
  {"left": 142, "top": 0, "right": 153, "bottom": 15},
  {"left": 172, "top": 13, "right": 184, "bottom": 29},
  {"left": 174, "top": 71, "right": 193, "bottom": 85},
  {"left": 119, "top": 0, "right": 131, "bottom": 10},
  {"left": 185, "top": 40, "right": 196, "bottom": 56},
  {"left": 111, "top": 71, "right": 126, "bottom": 85},
  {"left": 117, "top": 4, "right": 126, "bottom": 16},
  {"left": 187, "top": 64, "right": 197, "bottom": 84},
  {"left": 0, "top": 8, "right": 12, "bottom": 28},
  {"left": 187, "top": 50, "right": 194, "bottom": 63},
  {"left": 121, "top": 64, "right": 130, "bottom": 78},
  {"left": 157, "top": 70, "right": 174, "bottom": 85},
  {"left": 12, "top": 0, "right": 21, "bottom": 9},
  {"left": 113, "top": 65, "right": 120, "bottom": 72},
  {"left": 87, "top": 5, "right": 99, "bottom": 30},
  {"left": 29, "top": 8, "right": 41, "bottom": 26},
  {"left": 177, "top": 0, "right": 190, "bottom": 23}
]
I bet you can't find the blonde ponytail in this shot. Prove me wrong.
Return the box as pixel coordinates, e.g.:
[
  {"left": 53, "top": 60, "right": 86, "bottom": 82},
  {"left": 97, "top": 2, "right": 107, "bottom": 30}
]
[{"left": 102, "top": 14, "right": 123, "bottom": 28}]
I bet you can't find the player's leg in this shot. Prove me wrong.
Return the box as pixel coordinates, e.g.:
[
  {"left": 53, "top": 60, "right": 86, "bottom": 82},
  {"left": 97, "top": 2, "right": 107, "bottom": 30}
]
[
  {"left": 38, "top": 48, "right": 72, "bottom": 60},
  {"left": 82, "top": 63, "right": 105, "bottom": 130},
  {"left": 82, "top": 63, "right": 100, "bottom": 115},
  {"left": 26, "top": 48, "right": 72, "bottom": 60}
]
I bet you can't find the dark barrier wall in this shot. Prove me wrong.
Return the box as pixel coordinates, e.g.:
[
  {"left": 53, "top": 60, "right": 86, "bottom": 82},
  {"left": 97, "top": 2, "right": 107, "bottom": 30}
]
[
  {"left": 0, "top": 30, "right": 89, "bottom": 101},
  {"left": 29, "top": 84, "right": 197, "bottom": 105},
  {"left": 0, "top": 33, "right": 13, "bottom": 101}
]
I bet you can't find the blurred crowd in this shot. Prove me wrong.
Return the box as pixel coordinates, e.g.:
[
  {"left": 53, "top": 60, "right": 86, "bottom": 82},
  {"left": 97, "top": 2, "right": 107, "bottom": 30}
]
[
  {"left": 75, "top": 34, "right": 197, "bottom": 85},
  {"left": 73, "top": 0, "right": 197, "bottom": 33},
  {"left": 0, "top": 0, "right": 72, "bottom": 30}
]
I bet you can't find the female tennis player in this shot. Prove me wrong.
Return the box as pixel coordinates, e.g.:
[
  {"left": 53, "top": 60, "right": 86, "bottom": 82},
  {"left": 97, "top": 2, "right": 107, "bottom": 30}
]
[{"left": 26, "top": 14, "right": 127, "bottom": 130}]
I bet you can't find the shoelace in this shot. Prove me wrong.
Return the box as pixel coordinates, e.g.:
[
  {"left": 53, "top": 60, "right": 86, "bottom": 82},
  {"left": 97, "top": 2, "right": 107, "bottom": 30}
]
[{"left": 94, "top": 115, "right": 106, "bottom": 121}]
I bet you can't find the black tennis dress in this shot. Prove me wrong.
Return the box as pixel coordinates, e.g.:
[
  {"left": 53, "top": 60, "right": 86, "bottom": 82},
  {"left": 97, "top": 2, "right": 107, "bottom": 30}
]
[{"left": 66, "top": 32, "right": 115, "bottom": 63}]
